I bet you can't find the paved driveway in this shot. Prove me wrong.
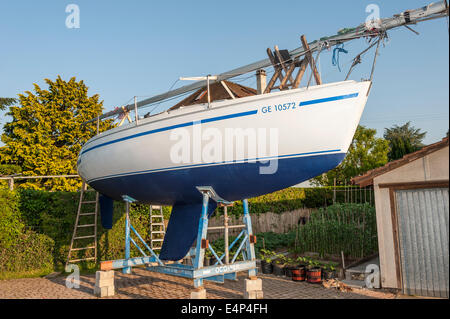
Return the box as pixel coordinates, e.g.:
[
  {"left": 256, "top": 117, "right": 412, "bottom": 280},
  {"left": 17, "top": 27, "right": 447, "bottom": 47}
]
[{"left": 0, "top": 268, "right": 393, "bottom": 299}]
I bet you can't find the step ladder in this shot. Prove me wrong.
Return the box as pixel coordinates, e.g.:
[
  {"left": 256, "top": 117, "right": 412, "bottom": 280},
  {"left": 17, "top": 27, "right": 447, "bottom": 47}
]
[
  {"left": 66, "top": 181, "right": 99, "bottom": 267},
  {"left": 149, "top": 205, "right": 165, "bottom": 252}
]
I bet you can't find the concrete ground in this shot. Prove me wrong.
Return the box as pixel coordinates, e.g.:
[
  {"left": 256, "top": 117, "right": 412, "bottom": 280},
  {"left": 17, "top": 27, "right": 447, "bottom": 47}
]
[{"left": 0, "top": 268, "right": 396, "bottom": 299}]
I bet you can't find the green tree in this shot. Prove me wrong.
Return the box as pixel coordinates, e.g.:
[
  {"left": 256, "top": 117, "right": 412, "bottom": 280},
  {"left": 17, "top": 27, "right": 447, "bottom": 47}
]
[
  {"left": 384, "top": 121, "right": 426, "bottom": 161},
  {"left": 0, "top": 98, "right": 17, "bottom": 111},
  {"left": 0, "top": 76, "right": 113, "bottom": 191},
  {"left": 313, "top": 125, "right": 389, "bottom": 186}
]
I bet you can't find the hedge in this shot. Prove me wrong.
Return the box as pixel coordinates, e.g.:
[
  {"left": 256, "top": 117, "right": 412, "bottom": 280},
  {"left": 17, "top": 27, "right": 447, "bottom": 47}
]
[
  {"left": 0, "top": 231, "right": 54, "bottom": 279},
  {"left": 0, "top": 189, "right": 54, "bottom": 278},
  {"left": 0, "top": 189, "right": 172, "bottom": 276},
  {"left": 0, "top": 164, "right": 22, "bottom": 175},
  {"left": 219, "top": 186, "right": 373, "bottom": 217}
]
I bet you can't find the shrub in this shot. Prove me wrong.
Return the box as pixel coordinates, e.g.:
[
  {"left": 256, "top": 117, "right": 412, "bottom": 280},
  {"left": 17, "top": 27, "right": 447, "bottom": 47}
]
[
  {"left": 0, "top": 190, "right": 171, "bottom": 269},
  {"left": 221, "top": 188, "right": 307, "bottom": 217},
  {"left": 0, "top": 189, "right": 23, "bottom": 248},
  {"left": 0, "top": 230, "right": 54, "bottom": 278},
  {"left": 217, "top": 187, "right": 373, "bottom": 217},
  {"left": 0, "top": 164, "right": 22, "bottom": 175}
]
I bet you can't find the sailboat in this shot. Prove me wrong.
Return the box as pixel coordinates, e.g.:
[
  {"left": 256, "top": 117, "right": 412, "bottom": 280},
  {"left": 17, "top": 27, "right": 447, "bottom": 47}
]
[
  {"left": 77, "top": 1, "right": 448, "bottom": 260},
  {"left": 78, "top": 80, "right": 370, "bottom": 204}
]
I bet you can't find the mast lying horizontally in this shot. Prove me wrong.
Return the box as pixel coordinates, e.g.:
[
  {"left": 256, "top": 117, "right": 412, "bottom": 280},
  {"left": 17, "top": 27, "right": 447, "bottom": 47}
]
[{"left": 88, "top": 1, "right": 448, "bottom": 124}]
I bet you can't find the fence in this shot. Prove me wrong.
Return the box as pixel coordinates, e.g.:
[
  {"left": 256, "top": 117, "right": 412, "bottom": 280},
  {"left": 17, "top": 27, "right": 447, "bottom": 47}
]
[
  {"left": 333, "top": 181, "right": 375, "bottom": 205},
  {"left": 300, "top": 183, "right": 374, "bottom": 207},
  {"left": 207, "top": 208, "right": 313, "bottom": 241},
  {"left": 0, "top": 174, "right": 80, "bottom": 190},
  {"left": 1, "top": 175, "right": 374, "bottom": 203}
]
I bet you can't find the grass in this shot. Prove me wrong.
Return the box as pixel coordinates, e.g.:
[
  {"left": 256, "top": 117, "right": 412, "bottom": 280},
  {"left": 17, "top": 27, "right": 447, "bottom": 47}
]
[{"left": 0, "top": 268, "right": 54, "bottom": 280}]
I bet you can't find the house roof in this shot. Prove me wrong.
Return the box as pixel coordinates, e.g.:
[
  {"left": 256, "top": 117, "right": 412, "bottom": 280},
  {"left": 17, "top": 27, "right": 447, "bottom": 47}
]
[
  {"left": 352, "top": 137, "right": 449, "bottom": 187},
  {"left": 168, "top": 80, "right": 257, "bottom": 111}
]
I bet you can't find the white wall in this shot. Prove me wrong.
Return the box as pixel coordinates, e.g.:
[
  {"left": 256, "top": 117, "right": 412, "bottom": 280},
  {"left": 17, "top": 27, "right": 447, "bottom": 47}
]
[{"left": 374, "top": 146, "right": 449, "bottom": 289}]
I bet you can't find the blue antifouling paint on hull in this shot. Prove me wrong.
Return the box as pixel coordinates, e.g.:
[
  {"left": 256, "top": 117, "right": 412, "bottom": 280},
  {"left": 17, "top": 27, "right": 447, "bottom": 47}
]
[
  {"left": 99, "top": 194, "right": 114, "bottom": 229},
  {"left": 89, "top": 152, "right": 346, "bottom": 205},
  {"left": 159, "top": 201, "right": 217, "bottom": 261}
]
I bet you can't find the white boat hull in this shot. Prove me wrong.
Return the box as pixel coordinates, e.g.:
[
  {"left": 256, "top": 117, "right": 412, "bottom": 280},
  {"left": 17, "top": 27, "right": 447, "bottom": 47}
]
[{"left": 78, "top": 80, "right": 371, "bottom": 204}]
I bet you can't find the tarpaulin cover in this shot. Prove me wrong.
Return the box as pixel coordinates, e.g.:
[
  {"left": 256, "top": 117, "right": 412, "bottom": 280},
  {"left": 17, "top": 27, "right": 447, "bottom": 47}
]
[
  {"left": 99, "top": 194, "right": 114, "bottom": 229},
  {"left": 159, "top": 201, "right": 217, "bottom": 261}
]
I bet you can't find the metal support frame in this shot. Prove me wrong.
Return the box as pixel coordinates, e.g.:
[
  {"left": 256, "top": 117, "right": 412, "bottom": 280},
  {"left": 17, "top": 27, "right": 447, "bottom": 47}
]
[
  {"left": 123, "top": 195, "right": 132, "bottom": 274},
  {"left": 100, "top": 186, "right": 258, "bottom": 291}
]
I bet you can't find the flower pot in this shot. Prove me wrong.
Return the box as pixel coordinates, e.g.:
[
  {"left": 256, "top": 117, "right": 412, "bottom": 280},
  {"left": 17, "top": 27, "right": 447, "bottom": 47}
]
[
  {"left": 292, "top": 265, "right": 306, "bottom": 281},
  {"left": 261, "top": 260, "right": 273, "bottom": 274},
  {"left": 285, "top": 266, "right": 296, "bottom": 278},
  {"left": 322, "top": 270, "right": 336, "bottom": 280},
  {"left": 272, "top": 262, "right": 285, "bottom": 276},
  {"left": 306, "top": 267, "right": 322, "bottom": 284}
]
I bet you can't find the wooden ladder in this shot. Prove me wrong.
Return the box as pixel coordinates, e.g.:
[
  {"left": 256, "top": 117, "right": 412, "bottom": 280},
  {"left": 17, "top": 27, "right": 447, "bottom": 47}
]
[
  {"left": 66, "top": 181, "right": 99, "bottom": 266},
  {"left": 149, "top": 205, "right": 165, "bottom": 252}
]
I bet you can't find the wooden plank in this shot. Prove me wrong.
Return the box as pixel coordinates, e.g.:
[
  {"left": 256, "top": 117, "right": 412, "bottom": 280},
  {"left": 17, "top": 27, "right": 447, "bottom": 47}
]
[
  {"left": 300, "top": 35, "right": 322, "bottom": 85},
  {"left": 292, "top": 58, "right": 307, "bottom": 88},
  {"left": 264, "top": 68, "right": 282, "bottom": 93},
  {"left": 274, "top": 45, "right": 294, "bottom": 84},
  {"left": 378, "top": 180, "right": 449, "bottom": 189},
  {"left": 266, "top": 48, "right": 284, "bottom": 83},
  {"left": 279, "top": 62, "right": 296, "bottom": 90},
  {"left": 389, "top": 188, "right": 403, "bottom": 290}
]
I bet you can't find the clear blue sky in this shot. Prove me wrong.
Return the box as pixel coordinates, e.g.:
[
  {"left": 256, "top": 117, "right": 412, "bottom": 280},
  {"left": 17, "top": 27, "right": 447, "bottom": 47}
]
[{"left": 0, "top": 1, "right": 448, "bottom": 145}]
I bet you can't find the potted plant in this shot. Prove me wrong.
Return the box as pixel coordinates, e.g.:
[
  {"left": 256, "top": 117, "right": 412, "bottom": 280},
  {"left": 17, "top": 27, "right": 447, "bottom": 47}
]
[
  {"left": 322, "top": 263, "right": 337, "bottom": 280},
  {"left": 306, "top": 259, "right": 322, "bottom": 284},
  {"left": 272, "top": 254, "right": 286, "bottom": 277},
  {"left": 284, "top": 257, "right": 297, "bottom": 278},
  {"left": 296, "top": 256, "right": 310, "bottom": 268},
  {"left": 204, "top": 250, "right": 212, "bottom": 266},
  {"left": 291, "top": 256, "right": 308, "bottom": 281},
  {"left": 260, "top": 249, "right": 274, "bottom": 274}
]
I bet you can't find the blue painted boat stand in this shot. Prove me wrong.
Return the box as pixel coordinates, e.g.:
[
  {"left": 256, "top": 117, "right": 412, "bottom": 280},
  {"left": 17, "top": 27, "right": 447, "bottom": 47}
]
[{"left": 99, "top": 187, "right": 263, "bottom": 299}]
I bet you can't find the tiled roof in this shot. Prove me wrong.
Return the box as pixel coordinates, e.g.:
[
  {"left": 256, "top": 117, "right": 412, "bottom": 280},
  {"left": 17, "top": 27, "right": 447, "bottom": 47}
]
[
  {"left": 352, "top": 137, "right": 449, "bottom": 187},
  {"left": 168, "top": 80, "right": 256, "bottom": 111}
]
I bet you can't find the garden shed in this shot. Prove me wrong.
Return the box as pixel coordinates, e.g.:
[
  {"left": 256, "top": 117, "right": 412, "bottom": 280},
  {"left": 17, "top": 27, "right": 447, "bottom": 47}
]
[{"left": 352, "top": 137, "right": 449, "bottom": 298}]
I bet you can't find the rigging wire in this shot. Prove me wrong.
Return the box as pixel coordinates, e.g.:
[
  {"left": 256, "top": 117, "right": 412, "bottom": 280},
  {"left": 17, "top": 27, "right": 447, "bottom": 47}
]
[
  {"left": 138, "top": 67, "right": 274, "bottom": 116},
  {"left": 115, "top": 35, "right": 382, "bottom": 121},
  {"left": 307, "top": 46, "right": 324, "bottom": 88},
  {"left": 345, "top": 35, "right": 384, "bottom": 81},
  {"left": 107, "top": 38, "right": 372, "bottom": 121},
  {"left": 102, "top": 8, "right": 449, "bottom": 122},
  {"left": 91, "top": 5, "right": 450, "bottom": 123},
  {"left": 145, "top": 78, "right": 181, "bottom": 116}
]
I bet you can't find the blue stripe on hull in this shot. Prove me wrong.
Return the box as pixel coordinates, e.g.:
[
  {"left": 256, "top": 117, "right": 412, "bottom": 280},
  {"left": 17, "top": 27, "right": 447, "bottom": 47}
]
[
  {"left": 90, "top": 152, "right": 346, "bottom": 204},
  {"left": 82, "top": 109, "right": 258, "bottom": 155},
  {"left": 81, "top": 92, "right": 358, "bottom": 156}
]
